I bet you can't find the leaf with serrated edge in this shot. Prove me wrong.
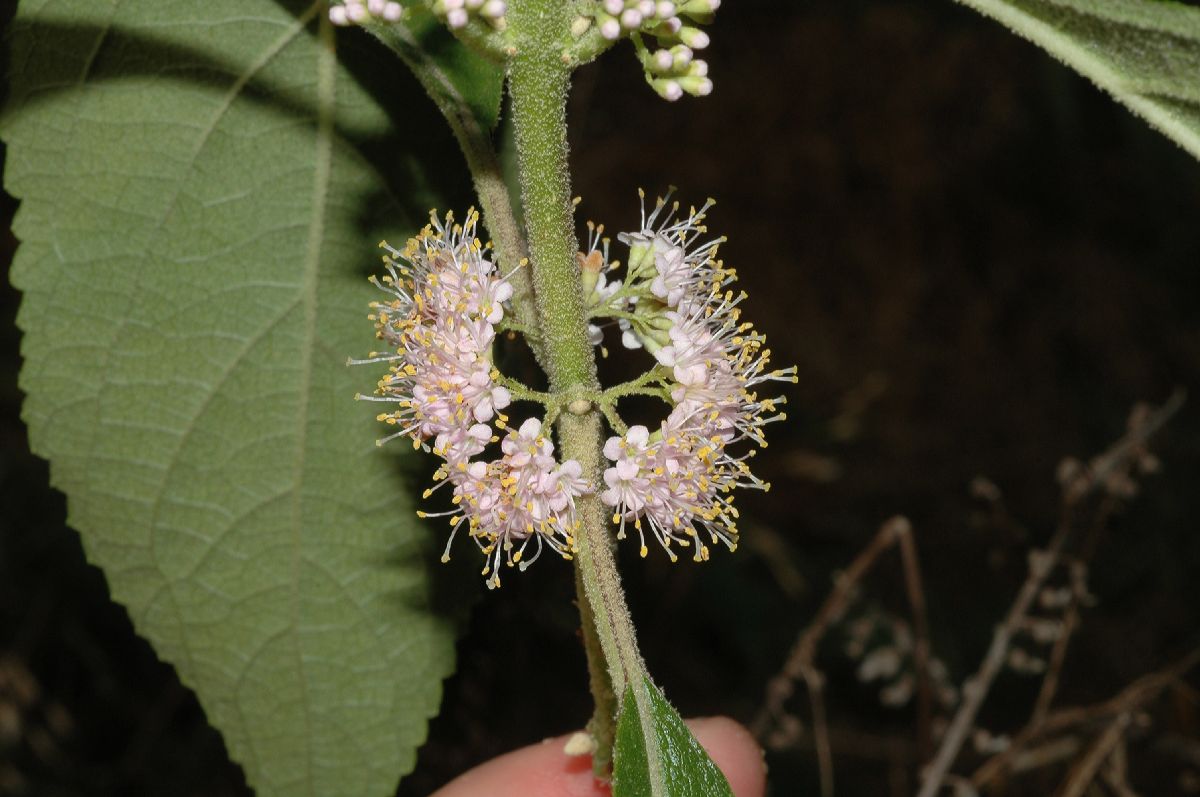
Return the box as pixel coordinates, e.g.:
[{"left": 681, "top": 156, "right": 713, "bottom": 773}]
[
  {"left": 613, "top": 677, "right": 735, "bottom": 797},
  {"left": 1, "top": 1, "right": 456, "bottom": 794},
  {"left": 957, "top": 0, "right": 1200, "bottom": 160}
]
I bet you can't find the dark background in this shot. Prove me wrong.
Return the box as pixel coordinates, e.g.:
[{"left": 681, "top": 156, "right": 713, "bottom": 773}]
[{"left": 4, "top": 1, "right": 1200, "bottom": 795}]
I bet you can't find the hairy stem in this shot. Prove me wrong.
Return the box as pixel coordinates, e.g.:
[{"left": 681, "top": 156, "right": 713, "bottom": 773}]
[
  {"left": 506, "top": 0, "right": 644, "bottom": 772},
  {"left": 507, "top": 24, "right": 595, "bottom": 389},
  {"left": 366, "top": 22, "right": 542, "bottom": 360}
]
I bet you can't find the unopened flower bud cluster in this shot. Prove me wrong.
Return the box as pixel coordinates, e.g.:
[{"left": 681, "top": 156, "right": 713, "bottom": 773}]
[
  {"left": 351, "top": 211, "right": 585, "bottom": 588},
  {"left": 586, "top": 0, "right": 719, "bottom": 100},
  {"left": 329, "top": 0, "right": 507, "bottom": 30}
]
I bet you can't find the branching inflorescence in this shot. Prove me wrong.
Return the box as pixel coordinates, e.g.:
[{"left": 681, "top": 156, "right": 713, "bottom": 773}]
[
  {"left": 351, "top": 211, "right": 586, "bottom": 589},
  {"left": 354, "top": 195, "right": 794, "bottom": 585},
  {"left": 584, "top": 0, "right": 718, "bottom": 100},
  {"left": 327, "top": 0, "right": 720, "bottom": 101},
  {"left": 586, "top": 191, "right": 797, "bottom": 562}
]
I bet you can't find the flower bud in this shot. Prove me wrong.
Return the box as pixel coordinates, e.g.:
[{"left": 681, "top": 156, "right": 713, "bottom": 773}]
[
  {"left": 620, "top": 7, "right": 643, "bottom": 28},
  {"left": 599, "top": 15, "right": 621, "bottom": 39},
  {"left": 677, "top": 0, "right": 719, "bottom": 15},
  {"left": 626, "top": 238, "right": 658, "bottom": 277},
  {"left": 640, "top": 48, "right": 674, "bottom": 73},
  {"left": 670, "top": 44, "right": 693, "bottom": 70},
  {"left": 678, "top": 25, "right": 710, "bottom": 48},
  {"left": 577, "top": 250, "right": 605, "bottom": 296},
  {"left": 679, "top": 75, "right": 712, "bottom": 96},
  {"left": 650, "top": 15, "right": 683, "bottom": 35}
]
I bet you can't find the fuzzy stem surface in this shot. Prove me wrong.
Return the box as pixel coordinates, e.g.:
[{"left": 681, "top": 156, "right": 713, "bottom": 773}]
[{"left": 506, "top": 0, "right": 646, "bottom": 772}]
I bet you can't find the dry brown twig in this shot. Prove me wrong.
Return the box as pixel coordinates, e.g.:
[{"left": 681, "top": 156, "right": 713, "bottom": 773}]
[
  {"left": 971, "top": 645, "right": 1200, "bottom": 791},
  {"left": 1055, "top": 710, "right": 1135, "bottom": 797},
  {"left": 1100, "top": 741, "right": 1141, "bottom": 797},
  {"left": 755, "top": 392, "right": 1185, "bottom": 797},
  {"left": 753, "top": 516, "right": 932, "bottom": 797},
  {"left": 1029, "top": 559, "right": 1088, "bottom": 726},
  {"left": 915, "top": 389, "right": 1186, "bottom": 797}
]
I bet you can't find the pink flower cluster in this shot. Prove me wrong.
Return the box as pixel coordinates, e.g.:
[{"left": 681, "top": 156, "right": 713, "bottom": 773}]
[
  {"left": 600, "top": 195, "right": 796, "bottom": 562},
  {"left": 353, "top": 210, "right": 587, "bottom": 588}
]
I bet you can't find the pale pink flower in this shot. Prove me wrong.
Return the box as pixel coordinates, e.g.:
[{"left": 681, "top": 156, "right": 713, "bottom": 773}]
[
  {"left": 429, "top": 418, "right": 589, "bottom": 589},
  {"left": 599, "top": 192, "right": 796, "bottom": 561}
]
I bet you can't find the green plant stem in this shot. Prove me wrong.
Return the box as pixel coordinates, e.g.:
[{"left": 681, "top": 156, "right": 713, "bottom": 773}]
[
  {"left": 561, "top": 411, "right": 641, "bottom": 770},
  {"left": 366, "top": 23, "right": 542, "bottom": 361},
  {"left": 506, "top": 0, "right": 646, "bottom": 773},
  {"left": 506, "top": 26, "right": 595, "bottom": 387}
]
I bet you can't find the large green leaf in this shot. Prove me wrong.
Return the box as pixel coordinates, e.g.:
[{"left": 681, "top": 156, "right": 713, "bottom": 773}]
[
  {"left": 1, "top": 1, "right": 462, "bottom": 794},
  {"left": 612, "top": 677, "right": 735, "bottom": 797},
  {"left": 957, "top": 0, "right": 1200, "bottom": 160}
]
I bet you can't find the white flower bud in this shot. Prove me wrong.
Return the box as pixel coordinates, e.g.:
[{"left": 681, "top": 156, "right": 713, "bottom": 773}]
[
  {"left": 383, "top": 1, "right": 402, "bottom": 20},
  {"left": 688, "top": 59, "right": 708, "bottom": 77},
  {"left": 670, "top": 44, "right": 693, "bottom": 69},
  {"left": 656, "top": 1, "right": 676, "bottom": 17},
  {"left": 620, "top": 8, "right": 643, "bottom": 28},
  {"left": 346, "top": 2, "right": 368, "bottom": 22},
  {"left": 654, "top": 79, "right": 682, "bottom": 101},
  {"left": 678, "top": 25, "right": 709, "bottom": 48},
  {"left": 329, "top": 5, "right": 350, "bottom": 25},
  {"left": 680, "top": 75, "right": 712, "bottom": 96},
  {"left": 652, "top": 49, "right": 673, "bottom": 72},
  {"left": 481, "top": 0, "right": 506, "bottom": 18},
  {"left": 447, "top": 7, "right": 468, "bottom": 27},
  {"left": 604, "top": 0, "right": 625, "bottom": 14},
  {"left": 600, "top": 17, "right": 621, "bottom": 39},
  {"left": 638, "top": 0, "right": 655, "bottom": 16},
  {"left": 367, "top": 0, "right": 385, "bottom": 14}
]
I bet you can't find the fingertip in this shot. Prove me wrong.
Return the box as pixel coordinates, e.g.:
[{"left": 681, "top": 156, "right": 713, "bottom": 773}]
[
  {"left": 432, "top": 717, "right": 765, "bottom": 797},
  {"left": 686, "top": 716, "right": 768, "bottom": 797},
  {"left": 431, "top": 734, "right": 610, "bottom": 797}
]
